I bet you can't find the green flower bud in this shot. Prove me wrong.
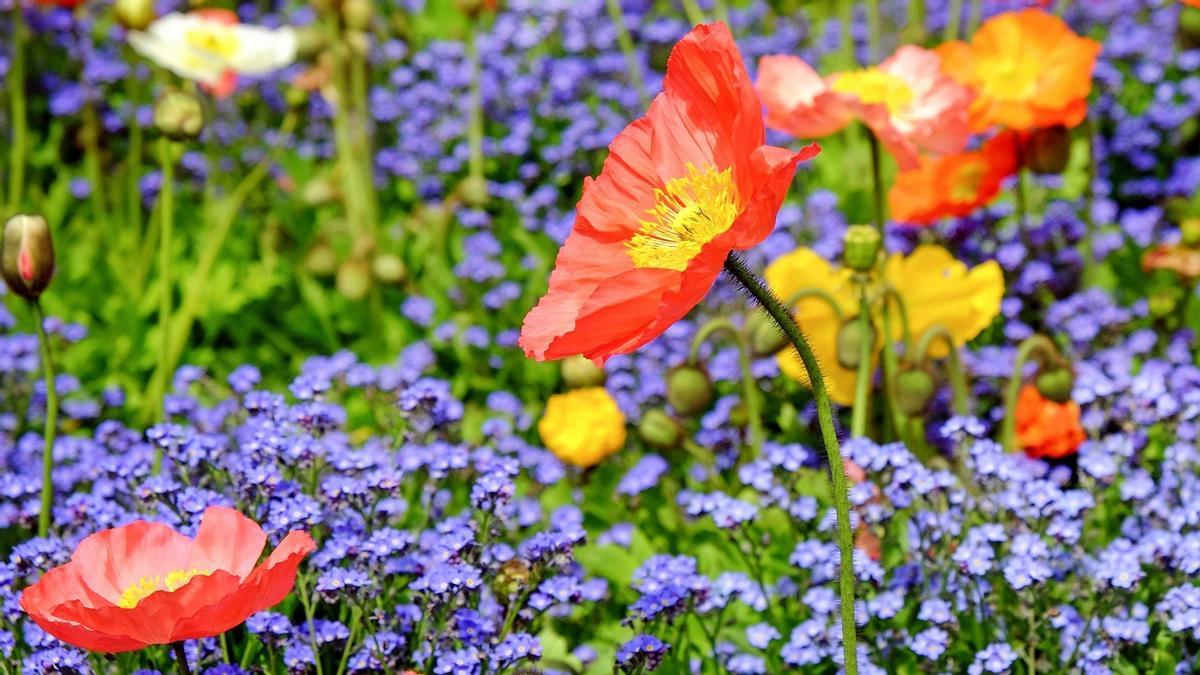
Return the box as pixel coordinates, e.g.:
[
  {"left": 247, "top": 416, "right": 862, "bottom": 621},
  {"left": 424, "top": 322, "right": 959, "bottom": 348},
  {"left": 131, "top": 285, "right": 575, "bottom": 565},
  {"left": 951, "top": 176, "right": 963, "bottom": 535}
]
[
  {"left": 1022, "top": 125, "right": 1071, "bottom": 175},
  {"left": 1182, "top": 219, "right": 1200, "bottom": 248},
  {"left": 457, "top": 175, "right": 490, "bottom": 209},
  {"left": 114, "top": 0, "right": 155, "bottom": 31},
  {"left": 747, "top": 311, "right": 787, "bottom": 356},
  {"left": 304, "top": 241, "right": 338, "bottom": 277},
  {"left": 341, "top": 0, "right": 373, "bottom": 30},
  {"left": 1034, "top": 366, "right": 1074, "bottom": 404},
  {"left": 285, "top": 85, "right": 310, "bottom": 110},
  {"left": 836, "top": 319, "right": 876, "bottom": 371},
  {"left": 561, "top": 354, "right": 607, "bottom": 388},
  {"left": 1182, "top": 5, "right": 1200, "bottom": 49},
  {"left": 493, "top": 559, "right": 530, "bottom": 598},
  {"left": 727, "top": 401, "right": 748, "bottom": 428},
  {"left": 1149, "top": 289, "right": 1180, "bottom": 318},
  {"left": 372, "top": 253, "right": 406, "bottom": 285},
  {"left": 336, "top": 257, "right": 372, "bottom": 300},
  {"left": 894, "top": 368, "right": 936, "bottom": 417},
  {"left": 842, "top": 224, "right": 881, "bottom": 273},
  {"left": 666, "top": 365, "right": 714, "bottom": 416},
  {"left": 153, "top": 89, "right": 204, "bottom": 141},
  {"left": 638, "top": 408, "right": 683, "bottom": 449},
  {"left": 1, "top": 214, "right": 55, "bottom": 301}
]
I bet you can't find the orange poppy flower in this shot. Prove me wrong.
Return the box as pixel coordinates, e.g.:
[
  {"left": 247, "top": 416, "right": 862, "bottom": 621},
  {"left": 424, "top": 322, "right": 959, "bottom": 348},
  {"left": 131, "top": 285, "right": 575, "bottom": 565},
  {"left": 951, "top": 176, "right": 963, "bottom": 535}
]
[
  {"left": 1143, "top": 244, "right": 1200, "bottom": 278},
  {"left": 1186, "top": 0, "right": 1200, "bottom": 7},
  {"left": 20, "top": 507, "right": 315, "bottom": 653},
  {"left": 757, "top": 45, "right": 973, "bottom": 170},
  {"left": 1015, "top": 384, "right": 1086, "bottom": 459},
  {"left": 889, "top": 133, "right": 1019, "bottom": 225},
  {"left": 935, "top": 9, "right": 1101, "bottom": 132},
  {"left": 519, "top": 22, "right": 819, "bottom": 364}
]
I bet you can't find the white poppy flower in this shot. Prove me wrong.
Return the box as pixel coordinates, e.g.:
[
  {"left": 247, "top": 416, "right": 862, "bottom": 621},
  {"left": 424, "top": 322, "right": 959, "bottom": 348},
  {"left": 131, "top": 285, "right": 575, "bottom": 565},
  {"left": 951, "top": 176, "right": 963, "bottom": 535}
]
[{"left": 129, "top": 11, "right": 297, "bottom": 95}]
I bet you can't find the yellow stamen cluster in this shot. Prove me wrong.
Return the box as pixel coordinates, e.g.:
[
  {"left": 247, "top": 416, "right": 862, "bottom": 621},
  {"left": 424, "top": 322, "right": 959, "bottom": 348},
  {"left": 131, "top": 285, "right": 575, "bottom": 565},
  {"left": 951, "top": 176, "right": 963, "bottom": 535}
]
[
  {"left": 626, "top": 164, "right": 739, "bottom": 271},
  {"left": 185, "top": 27, "right": 240, "bottom": 58},
  {"left": 538, "top": 387, "right": 627, "bottom": 468},
  {"left": 831, "top": 68, "right": 914, "bottom": 114},
  {"left": 118, "top": 568, "right": 211, "bottom": 609}
]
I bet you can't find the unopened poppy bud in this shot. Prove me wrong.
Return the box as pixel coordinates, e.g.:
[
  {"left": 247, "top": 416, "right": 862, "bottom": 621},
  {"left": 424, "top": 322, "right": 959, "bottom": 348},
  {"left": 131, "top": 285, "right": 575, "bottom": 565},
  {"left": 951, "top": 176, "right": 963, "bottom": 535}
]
[
  {"left": 114, "top": 0, "right": 155, "bottom": 31},
  {"left": 1148, "top": 289, "right": 1180, "bottom": 318},
  {"left": 894, "top": 368, "right": 936, "bottom": 416},
  {"left": 727, "top": 401, "right": 748, "bottom": 427},
  {"left": 666, "top": 365, "right": 714, "bottom": 416},
  {"left": 1022, "top": 125, "right": 1071, "bottom": 175},
  {"left": 336, "top": 257, "right": 372, "bottom": 300},
  {"left": 341, "top": 0, "right": 372, "bottom": 30},
  {"left": 372, "top": 253, "right": 406, "bottom": 285},
  {"left": 747, "top": 311, "right": 787, "bottom": 356},
  {"left": 842, "top": 225, "right": 881, "bottom": 273},
  {"left": 1182, "top": 219, "right": 1200, "bottom": 248},
  {"left": 304, "top": 241, "right": 337, "bottom": 277},
  {"left": 639, "top": 408, "right": 682, "bottom": 449},
  {"left": 153, "top": 89, "right": 204, "bottom": 141},
  {"left": 836, "top": 319, "right": 876, "bottom": 371},
  {"left": 561, "top": 354, "right": 606, "bottom": 388},
  {"left": 1034, "top": 366, "right": 1074, "bottom": 404},
  {"left": 1182, "top": 5, "right": 1200, "bottom": 48},
  {"left": 457, "top": 175, "right": 490, "bottom": 208},
  {"left": 493, "top": 559, "right": 530, "bottom": 597},
  {"left": 1, "top": 214, "right": 55, "bottom": 301}
]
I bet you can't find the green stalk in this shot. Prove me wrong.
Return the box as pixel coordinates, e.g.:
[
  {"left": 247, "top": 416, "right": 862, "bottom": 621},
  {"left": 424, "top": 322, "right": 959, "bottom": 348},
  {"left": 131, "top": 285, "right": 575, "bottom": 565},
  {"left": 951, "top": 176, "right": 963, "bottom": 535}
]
[
  {"left": 82, "top": 104, "right": 109, "bottom": 224},
  {"left": 465, "top": 19, "right": 486, "bottom": 187},
  {"left": 838, "top": 0, "right": 856, "bottom": 68},
  {"left": 865, "top": 0, "right": 881, "bottom": 62},
  {"left": 723, "top": 255, "right": 858, "bottom": 675},
  {"left": 867, "top": 130, "right": 885, "bottom": 235},
  {"left": 688, "top": 317, "right": 764, "bottom": 454},
  {"left": 125, "top": 48, "right": 145, "bottom": 241},
  {"left": 999, "top": 334, "right": 1062, "bottom": 450},
  {"left": 905, "top": 0, "right": 926, "bottom": 44},
  {"left": 912, "top": 325, "right": 970, "bottom": 416},
  {"left": 32, "top": 301, "right": 58, "bottom": 539},
  {"left": 967, "top": 0, "right": 984, "bottom": 35},
  {"left": 155, "top": 137, "right": 176, "bottom": 436},
  {"left": 605, "top": 0, "right": 650, "bottom": 108},
  {"left": 784, "top": 288, "right": 847, "bottom": 323},
  {"left": 942, "top": 0, "right": 963, "bottom": 41},
  {"left": 7, "top": 2, "right": 28, "bottom": 213},
  {"left": 172, "top": 643, "right": 192, "bottom": 675},
  {"left": 680, "top": 0, "right": 706, "bottom": 25},
  {"left": 849, "top": 284, "right": 873, "bottom": 438}
]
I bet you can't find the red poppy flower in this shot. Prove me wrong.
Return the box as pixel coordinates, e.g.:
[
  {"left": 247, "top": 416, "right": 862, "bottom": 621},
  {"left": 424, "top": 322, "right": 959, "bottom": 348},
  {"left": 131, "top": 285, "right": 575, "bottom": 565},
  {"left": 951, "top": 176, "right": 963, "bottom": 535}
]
[
  {"left": 889, "top": 133, "right": 1019, "bottom": 226},
  {"left": 20, "top": 507, "right": 315, "bottom": 653},
  {"left": 1015, "top": 384, "right": 1086, "bottom": 459},
  {"left": 519, "top": 22, "right": 819, "bottom": 364},
  {"left": 33, "top": 0, "right": 87, "bottom": 7}
]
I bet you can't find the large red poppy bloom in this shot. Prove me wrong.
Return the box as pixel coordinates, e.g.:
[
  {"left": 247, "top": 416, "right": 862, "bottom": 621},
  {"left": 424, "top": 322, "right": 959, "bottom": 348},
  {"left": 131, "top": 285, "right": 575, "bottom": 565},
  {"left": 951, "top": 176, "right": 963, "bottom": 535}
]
[
  {"left": 20, "top": 507, "right": 315, "bottom": 653},
  {"left": 519, "top": 22, "right": 819, "bottom": 364}
]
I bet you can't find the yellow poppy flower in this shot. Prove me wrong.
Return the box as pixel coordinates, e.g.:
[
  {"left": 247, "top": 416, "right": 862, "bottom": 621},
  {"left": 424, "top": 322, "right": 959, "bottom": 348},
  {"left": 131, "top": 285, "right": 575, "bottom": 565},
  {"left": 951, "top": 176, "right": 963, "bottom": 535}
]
[
  {"left": 766, "top": 244, "right": 1003, "bottom": 405},
  {"left": 538, "top": 387, "right": 627, "bottom": 467}
]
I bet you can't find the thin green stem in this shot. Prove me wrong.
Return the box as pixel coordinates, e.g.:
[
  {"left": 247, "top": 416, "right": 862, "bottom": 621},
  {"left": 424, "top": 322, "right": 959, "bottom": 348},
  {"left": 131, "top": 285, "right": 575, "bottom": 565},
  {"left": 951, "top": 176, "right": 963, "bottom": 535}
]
[
  {"left": 1000, "top": 334, "right": 1063, "bottom": 450},
  {"left": 82, "top": 104, "right": 109, "bottom": 224},
  {"left": 865, "top": 0, "right": 881, "bottom": 63},
  {"left": 172, "top": 643, "right": 192, "bottom": 675},
  {"left": 881, "top": 287, "right": 911, "bottom": 356},
  {"left": 465, "top": 19, "right": 486, "bottom": 187},
  {"left": 680, "top": 0, "right": 705, "bottom": 25},
  {"left": 606, "top": 0, "right": 650, "bottom": 108},
  {"left": 850, "top": 285, "right": 873, "bottom": 438},
  {"left": 838, "top": 0, "right": 856, "bottom": 68},
  {"left": 723, "top": 255, "right": 857, "bottom": 675},
  {"left": 32, "top": 302, "right": 57, "bottom": 539},
  {"left": 867, "top": 130, "right": 885, "bottom": 235},
  {"left": 912, "top": 325, "right": 970, "bottom": 416},
  {"left": 942, "top": 0, "right": 963, "bottom": 41},
  {"left": 686, "top": 318, "right": 764, "bottom": 453},
  {"left": 967, "top": 0, "right": 983, "bottom": 35},
  {"left": 155, "top": 137, "right": 176, "bottom": 441},
  {"left": 904, "top": 0, "right": 926, "bottom": 44},
  {"left": 784, "top": 288, "right": 847, "bottom": 323},
  {"left": 7, "top": 2, "right": 28, "bottom": 213}
]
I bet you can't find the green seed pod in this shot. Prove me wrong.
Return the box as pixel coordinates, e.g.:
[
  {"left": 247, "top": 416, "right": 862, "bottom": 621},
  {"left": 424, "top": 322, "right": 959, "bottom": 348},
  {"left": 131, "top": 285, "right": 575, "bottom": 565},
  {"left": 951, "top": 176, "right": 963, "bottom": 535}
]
[
  {"left": 1034, "top": 366, "right": 1075, "bottom": 405},
  {"left": 1022, "top": 125, "right": 1071, "bottom": 175},
  {"left": 747, "top": 311, "right": 787, "bottom": 356},
  {"left": 457, "top": 175, "right": 490, "bottom": 209},
  {"left": 336, "top": 257, "right": 372, "bottom": 300},
  {"left": 836, "top": 319, "right": 876, "bottom": 371},
  {"left": 304, "top": 241, "right": 338, "bottom": 277},
  {"left": 1149, "top": 289, "right": 1180, "bottom": 318},
  {"left": 114, "top": 0, "right": 156, "bottom": 31},
  {"left": 341, "top": 0, "right": 372, "bottom": 30},
  {"left": 666, "top": 365, "right": 714, "bottom": 416},
  {"left": 1182, "top": 5, "right": 1200, "bottom": 49},
  {"left": 1182, "top": 219, "right": 1200, "bottom": 248},
  {"left": 153, "top": 89, "right": 204, "bottom": 141},
  {"left": 638, "top": 408, "right": 683, "bottom": 450},
  {"left": 372, "top": 252, "right": 406, "bottom": 285},
  {"left": 1, "top": 214, "right": 55, "bottom": 301},
  {"left": 894, "top": 368, "right": 936, "bottom": 417},
  {"left": 842, "top": 224, "right": 881, "bottom": 273},
  {"left": 561, "top": 354, "right": 606, "bottom": 389}
]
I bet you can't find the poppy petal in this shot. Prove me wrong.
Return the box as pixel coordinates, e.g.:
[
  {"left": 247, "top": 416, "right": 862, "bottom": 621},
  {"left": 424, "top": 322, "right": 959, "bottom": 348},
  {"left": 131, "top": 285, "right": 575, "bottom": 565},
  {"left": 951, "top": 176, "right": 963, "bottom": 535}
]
[
  {"left": 187, "top": 506, "right": 268, "bottom": 580},
  {"left": 69, "top": 520, "right": 193, "bottom": 605}
]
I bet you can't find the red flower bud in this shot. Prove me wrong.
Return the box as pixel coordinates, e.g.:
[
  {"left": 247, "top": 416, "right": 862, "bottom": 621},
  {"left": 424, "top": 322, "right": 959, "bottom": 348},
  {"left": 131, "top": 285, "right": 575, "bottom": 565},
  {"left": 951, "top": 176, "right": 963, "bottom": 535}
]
[{"left": 2, "top": 214, "right": 55, "bottom": 301}]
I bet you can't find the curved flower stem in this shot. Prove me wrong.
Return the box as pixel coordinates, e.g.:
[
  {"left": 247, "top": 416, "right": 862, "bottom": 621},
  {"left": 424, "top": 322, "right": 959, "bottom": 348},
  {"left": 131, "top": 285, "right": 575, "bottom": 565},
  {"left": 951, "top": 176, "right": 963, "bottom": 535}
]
[
  {"left": 31, "top": 302, "right": 57, "bottom": 539},
  {"left": 881, "top": 287, "right": 911, "bottom": 356},
  {"left": 784, "top": 288, "right": 847, "bottom": 323},
  {"left": 7, "top": 2, "right": 28, "bottom": 213},
  {"left": 723, "top": 254, "right": 858, "bottom": 675},
  {"left": 688, "top": 317, "right": 763, "bottom": 454},
  {"left": 1000, "top": 334, "right": 1062, "bottom": 450},
  {"left": 850, "top": 284, "right": 873, "bottom": 438},
  {"left": 912, "top": 325, "right": 971, "bottom": 416},
  {"left": 172, "top": 643, "right": 192, "bottom": 675},
  {"left": 606, "top": 0, "right": 649, "bottom": 108}
]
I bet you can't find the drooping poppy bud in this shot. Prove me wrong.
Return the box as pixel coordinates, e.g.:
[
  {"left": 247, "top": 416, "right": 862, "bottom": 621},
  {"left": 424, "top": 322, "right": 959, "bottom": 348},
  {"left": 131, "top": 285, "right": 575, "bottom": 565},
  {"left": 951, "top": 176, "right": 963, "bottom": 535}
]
[
  {"left": 336, "top": 257, "right": 372, "bottom": 300},
  {"left": 1034, "top": 366, "right": 1074, "bottom": 404},
  {"left": 666, "top": 365, "right": 714, "bottom": 416},
  {"left": 638, "top": 408, "right": 683, "bottom": 450},
  {"left": 456, "top": 175, "right": 490, "bottom": 209},
  {"left": 2, "top": 214, "right": 55, "bottom": 301},
  {"left": 842, "top": 224, "right": 881, "bottom": 273},
  {"left": 747, "top": 311, "right": 787, "bottom": 357},
  {"left": 341, "top": 0, "right": 372, "bottom": 30},
  {"left": 1021, "top": 125, "right": 1072, "bottom": 175},
  {"left": 894, "top": 368, "right": 936, "bottom": 416},
  {"left": 153, "top": 89, "right": 204, "bottom": 141},
  {"left": 561, "top": 354, "right": 606, "bottom": 388},
  {"left": 836, "top": 319, "right": 876, "bottom": 371},
  {"left": 372, "top": 253, "right": 406, "bottom": 285},
  {"left": 114, "top": 0, "right": 156, "bottom": 31}
]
